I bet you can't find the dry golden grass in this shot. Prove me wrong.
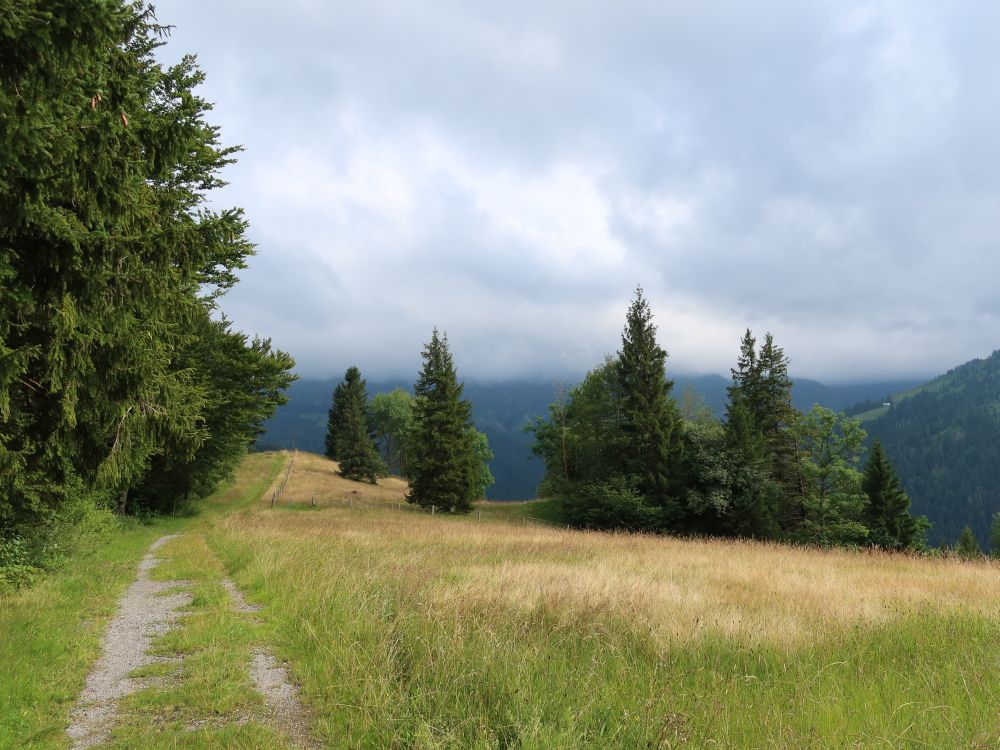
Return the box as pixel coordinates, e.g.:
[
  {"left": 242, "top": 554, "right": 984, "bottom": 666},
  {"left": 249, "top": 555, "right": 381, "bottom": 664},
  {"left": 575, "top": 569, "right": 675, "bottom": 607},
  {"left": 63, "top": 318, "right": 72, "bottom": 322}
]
[
  {"left": 236, "top": 458, "right": 1000, "bottom": 647},
  {"left": 259, "top": 450, "right": 409, "bottom": 508}
]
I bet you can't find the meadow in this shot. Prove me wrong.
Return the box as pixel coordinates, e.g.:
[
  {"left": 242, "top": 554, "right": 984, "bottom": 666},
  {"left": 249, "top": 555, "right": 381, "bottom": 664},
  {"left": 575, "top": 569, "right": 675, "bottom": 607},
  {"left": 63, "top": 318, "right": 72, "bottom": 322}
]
[
  {"left": 214, "top": 452, "right": 1000, "bottom": 748},
  {"left": 3, "top": 451, "right": 999, "bottom": 748}
]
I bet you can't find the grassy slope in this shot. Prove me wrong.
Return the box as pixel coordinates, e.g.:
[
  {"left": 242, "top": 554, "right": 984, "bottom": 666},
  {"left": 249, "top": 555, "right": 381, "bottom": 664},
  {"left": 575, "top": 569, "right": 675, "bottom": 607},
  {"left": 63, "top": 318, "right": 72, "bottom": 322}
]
[
  {"left": 0, "top": 451, "right": 286, "bottom": 749},
  {"left": 854, "top": 369, "right": 962, "bottom": 422},
  {"left": 5, "top": 451, "right": 1000, "bottom": 748},
  {"left": 214, "top": 453, "right": 1000, "bottom": 748}
]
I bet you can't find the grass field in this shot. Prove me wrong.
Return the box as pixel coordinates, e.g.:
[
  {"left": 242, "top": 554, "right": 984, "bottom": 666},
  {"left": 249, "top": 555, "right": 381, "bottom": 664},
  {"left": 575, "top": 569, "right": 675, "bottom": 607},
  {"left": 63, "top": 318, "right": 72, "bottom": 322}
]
[
  {"left": 214, "top": 453, "right": 1000, "bottom": 748},
  {"left": 3, "top": 450, "right": 999, "bottom": 748}
]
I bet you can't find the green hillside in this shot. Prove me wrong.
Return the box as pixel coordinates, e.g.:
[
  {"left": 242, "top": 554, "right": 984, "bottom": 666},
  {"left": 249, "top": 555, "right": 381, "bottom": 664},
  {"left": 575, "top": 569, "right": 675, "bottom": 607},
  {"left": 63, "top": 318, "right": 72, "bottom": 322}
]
[
  {"left": 865, "top": 350, "right": 1000, "bottom": 548},
  {"left": 853, "top": 369, "right": 964, "bottom": 423}
]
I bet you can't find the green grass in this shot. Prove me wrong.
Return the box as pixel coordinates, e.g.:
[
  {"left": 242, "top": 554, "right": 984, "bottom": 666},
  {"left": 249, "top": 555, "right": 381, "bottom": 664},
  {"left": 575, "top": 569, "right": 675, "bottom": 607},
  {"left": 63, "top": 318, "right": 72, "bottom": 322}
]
[
  {"left": 0, "top": 451, "right": 286, "bottom": 749},
  {"left": 6, "top": 451, "right": 1000, "bottom": 748}
]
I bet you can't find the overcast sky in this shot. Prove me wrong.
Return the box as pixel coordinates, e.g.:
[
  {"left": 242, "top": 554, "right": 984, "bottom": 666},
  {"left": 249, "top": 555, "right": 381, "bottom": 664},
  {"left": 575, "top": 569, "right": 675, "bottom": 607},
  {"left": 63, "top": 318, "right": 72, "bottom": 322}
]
[{"left": 157, "top": 0, "right": 999, "bottom": 383}]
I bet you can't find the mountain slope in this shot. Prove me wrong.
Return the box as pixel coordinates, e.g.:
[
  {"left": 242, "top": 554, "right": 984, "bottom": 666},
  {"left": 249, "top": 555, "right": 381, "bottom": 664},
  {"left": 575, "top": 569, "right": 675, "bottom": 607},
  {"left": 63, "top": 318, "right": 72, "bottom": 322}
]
[{"left": 865, "top": 350, "right": 1000, "bottom": 548}]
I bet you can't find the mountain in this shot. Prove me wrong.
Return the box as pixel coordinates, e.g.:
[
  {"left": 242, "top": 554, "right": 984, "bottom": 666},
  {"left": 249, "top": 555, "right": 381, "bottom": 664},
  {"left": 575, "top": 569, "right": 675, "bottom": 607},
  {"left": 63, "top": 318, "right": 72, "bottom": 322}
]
[
  {"left": 863, "top": 350, "right": 1000, "bottom": 549},
  {"left": 256, "top": 374, "right": 921, "bottom": 501}
]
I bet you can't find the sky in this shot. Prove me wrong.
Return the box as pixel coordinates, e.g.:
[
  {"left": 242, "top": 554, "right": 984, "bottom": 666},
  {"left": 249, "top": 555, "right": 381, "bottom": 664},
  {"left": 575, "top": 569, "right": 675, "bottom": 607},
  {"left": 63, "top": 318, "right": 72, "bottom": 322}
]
[{"left": 156, "top": 0, "right": 1000, "bottom": 383}]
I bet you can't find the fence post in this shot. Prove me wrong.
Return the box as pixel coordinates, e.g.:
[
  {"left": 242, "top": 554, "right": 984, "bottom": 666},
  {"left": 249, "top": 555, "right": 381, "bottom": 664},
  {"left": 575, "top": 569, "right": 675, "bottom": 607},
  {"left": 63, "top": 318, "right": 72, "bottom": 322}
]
[
  {"left": 478, "top": 509, "right": 481, "bottom": 522},
  {"left": 311, "top": 495, "right": 315, "bottom": 508},
  {"left": 431, "top": 505, "right": 435, "bottom": 516}
]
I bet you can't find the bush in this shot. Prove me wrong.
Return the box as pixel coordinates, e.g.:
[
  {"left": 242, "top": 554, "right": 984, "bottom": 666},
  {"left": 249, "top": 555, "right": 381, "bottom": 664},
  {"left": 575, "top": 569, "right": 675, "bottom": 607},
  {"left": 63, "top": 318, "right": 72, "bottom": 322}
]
[
  {"left": 0, "top": 482, "right": 120, "bottom": 592},
  {"left": 563, "top": 476, "right": 665, "bottom": 532},
  {"left": 0, "top": 536, "right": 40, "bottom": 592}
]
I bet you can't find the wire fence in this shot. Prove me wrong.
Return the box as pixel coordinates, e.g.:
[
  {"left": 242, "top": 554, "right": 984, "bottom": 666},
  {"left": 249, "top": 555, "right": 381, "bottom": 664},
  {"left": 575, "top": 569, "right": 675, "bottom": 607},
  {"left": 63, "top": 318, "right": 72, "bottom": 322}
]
[{"left": 269, "top": 448, "right": 297, "bottom": 508}]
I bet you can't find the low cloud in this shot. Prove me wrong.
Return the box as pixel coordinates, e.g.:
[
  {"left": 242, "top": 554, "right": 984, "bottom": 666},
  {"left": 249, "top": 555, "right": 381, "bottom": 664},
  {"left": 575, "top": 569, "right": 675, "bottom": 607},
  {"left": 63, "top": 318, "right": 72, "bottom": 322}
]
[{"left": 160, "top": 0, "right": 1000, "bottom": 382}]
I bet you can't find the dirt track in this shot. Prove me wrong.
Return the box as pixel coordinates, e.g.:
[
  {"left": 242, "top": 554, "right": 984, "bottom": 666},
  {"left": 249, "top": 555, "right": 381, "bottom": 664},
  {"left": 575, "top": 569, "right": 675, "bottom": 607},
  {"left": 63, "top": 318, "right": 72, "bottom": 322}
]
[{"left": 66, "top": 534, "right": 316, "bottom": 748}]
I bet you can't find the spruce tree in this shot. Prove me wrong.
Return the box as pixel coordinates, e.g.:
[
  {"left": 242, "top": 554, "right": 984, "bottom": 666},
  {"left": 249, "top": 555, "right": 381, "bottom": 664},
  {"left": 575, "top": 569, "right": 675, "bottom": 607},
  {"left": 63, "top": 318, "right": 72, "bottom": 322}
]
[
  {"left": 723, "top": 397, "right": 781, "bottom": 538},
  {"left": 325, "top": 368, "right": 359, "bottom": 460},
  {"left": 336, "top": 371, "right": 386, "bottom": 483},
  {"left": 956, "top": 525, "right": 982, "bottom": 559},
  {"left": 406, "top": 330, "right": 479, "bottom": 513},
  {"left": 755, "top": 333, "right": 806, "bottom": 530},
  {"left": 861, "top": 439, "right": 925, "bottom": 551},
  {"left": 725, "top": 330, "right": 775, "bottom": 536},
  {"left": 615, "top": 287, "right": 684, "bottom": 527},
  {"left": 727, "top": 330, "right": 759, "bottom": 418},
  {"left": 0, "top": 2, "right": 294, "bottom": 526},
  {"left": 723, "top": 330, "right": 803, "bottom": 537}
]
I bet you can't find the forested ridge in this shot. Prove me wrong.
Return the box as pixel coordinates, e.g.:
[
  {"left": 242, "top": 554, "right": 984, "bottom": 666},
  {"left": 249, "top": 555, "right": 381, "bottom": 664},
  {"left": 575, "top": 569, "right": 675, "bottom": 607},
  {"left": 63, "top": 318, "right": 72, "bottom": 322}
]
[
  {"left": 0, "top": 1, "right": 295, "bottom": 586},
  {"left": 866, "top": 350, "right": 1000, "bottom": 548}
]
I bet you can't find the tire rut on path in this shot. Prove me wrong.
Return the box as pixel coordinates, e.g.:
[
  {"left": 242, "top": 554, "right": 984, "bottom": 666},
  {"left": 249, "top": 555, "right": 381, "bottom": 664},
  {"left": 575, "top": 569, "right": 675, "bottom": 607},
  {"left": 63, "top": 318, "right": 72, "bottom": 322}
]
[{"left": 221, "top": 573, "right": 320, "bottom": 749}]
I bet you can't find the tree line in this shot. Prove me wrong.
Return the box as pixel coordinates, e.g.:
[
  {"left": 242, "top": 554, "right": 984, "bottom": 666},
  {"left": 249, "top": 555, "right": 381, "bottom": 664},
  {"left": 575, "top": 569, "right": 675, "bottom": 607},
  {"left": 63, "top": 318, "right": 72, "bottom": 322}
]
[
  {"left": 530, "top": 289, "right": 931, "bottom": 551},
  {"left": 1, "top": 2, "right": 295, "bottom": 584},
  {"left": 323, "top": 329, "right": 494, "bottom": 513}
]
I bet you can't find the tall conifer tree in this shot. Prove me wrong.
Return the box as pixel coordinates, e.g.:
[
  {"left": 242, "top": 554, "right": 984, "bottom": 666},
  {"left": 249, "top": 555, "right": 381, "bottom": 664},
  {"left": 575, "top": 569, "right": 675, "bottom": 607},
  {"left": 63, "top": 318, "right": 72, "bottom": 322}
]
[
  {"left": 406, "top": 330, "right": 479, "bottom": 513},
  {"left": 0, "top": 2, "right": 294, "bottom": 525},
  {"left": 336, "top": 370, "right": 386, "bottom": 483},
  {"left": 723, "top": 331, "right": 804, "bottom": 535},
  {"left": 616, "top": 287, "right": 684, "bottom": 526},
  {"left": 755, "top": 334, "right": 806, "bottom": 528},
  {"left": 325, "top": 368, "right": 359, "bottom": 461},
  {"left": 862, "top": 439, "right": 926, "bottom": 550}
]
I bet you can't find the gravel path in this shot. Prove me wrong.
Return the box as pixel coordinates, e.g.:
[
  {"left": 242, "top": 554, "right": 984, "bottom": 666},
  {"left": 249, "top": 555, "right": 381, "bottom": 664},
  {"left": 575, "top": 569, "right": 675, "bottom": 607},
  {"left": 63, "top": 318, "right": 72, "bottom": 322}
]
[
  {"left": 66, "top": 534, "right": 318, "bottom": 748},
  {"left": 66, "top": 535, "right": 192, "bottom": 749}
]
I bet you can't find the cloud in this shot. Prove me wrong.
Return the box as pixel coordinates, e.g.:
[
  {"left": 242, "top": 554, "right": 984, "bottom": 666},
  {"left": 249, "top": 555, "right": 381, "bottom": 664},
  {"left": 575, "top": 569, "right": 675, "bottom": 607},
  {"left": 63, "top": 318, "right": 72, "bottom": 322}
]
[{"left": 158, "top": 0, "right": 1000, "bottom": 382}]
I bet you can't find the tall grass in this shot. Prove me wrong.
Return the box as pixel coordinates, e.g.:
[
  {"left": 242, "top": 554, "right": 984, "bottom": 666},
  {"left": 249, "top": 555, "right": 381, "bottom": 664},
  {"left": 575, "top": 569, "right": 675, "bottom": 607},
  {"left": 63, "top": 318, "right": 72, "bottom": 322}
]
[
  {"left": 5, "top": 449, "right": 996, "bottom": 748},
  {"left": 213, "top": 487, "right": 1000, "bottom": 748}
]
